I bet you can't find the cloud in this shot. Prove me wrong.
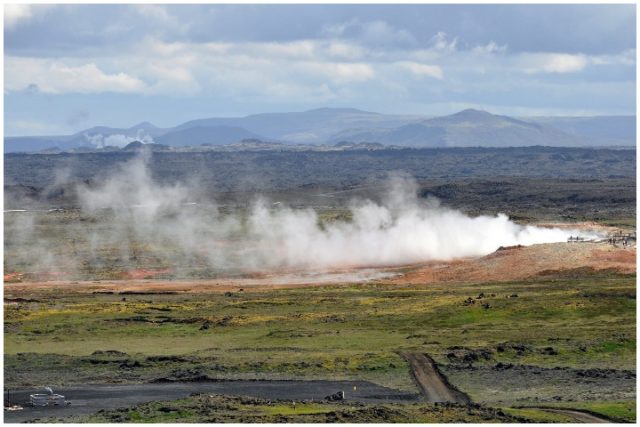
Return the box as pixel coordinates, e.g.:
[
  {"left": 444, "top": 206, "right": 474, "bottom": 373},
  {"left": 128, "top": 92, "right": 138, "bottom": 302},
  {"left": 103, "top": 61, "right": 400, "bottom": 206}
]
[
  {"left": 4, "top": 4, "right": 33, "bottom": 29},
  {"left": 589, "top": 49, "right": 636, "bottom": 66},
  {"left": 429, "top": 32, "right": 457, "bottom": 52},
  {"left": 5, "top": 57, "right": 147, "bottom": 94},
  {"left": 326, "top": 41, "right": 367, "bottom": 60},
  {"left": 300, "top": 61, "right": 375, "bottom": 83},
  {"left": 4, "top": 4, "right": 56, "bottom": 31},
  {"left": 322, "top": 18, "right": 417, "bottom": 47},
  {"left": 132, "top": 4, "right": 188, "bottom": 36},
  {"left": 521, "top": 53, "right": 588, "bottom": 74},
  {"left": 396, "top": 61, "right": 444, "bottom": 80},
  {"left": 472, "top": 41, "right": 508, "bottom": 55},
  {"left": 3, "top": 7, "right": 635, "bottom": 119}
]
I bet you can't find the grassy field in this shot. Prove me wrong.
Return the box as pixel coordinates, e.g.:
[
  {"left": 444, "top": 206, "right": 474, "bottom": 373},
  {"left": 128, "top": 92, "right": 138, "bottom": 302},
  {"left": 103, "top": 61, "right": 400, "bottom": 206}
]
[
  {"left": 41, "top": 394, "right": 531, "bottom": 423},
  {"left": 5, "top": 269, "right": 635, "bottom": 421}
]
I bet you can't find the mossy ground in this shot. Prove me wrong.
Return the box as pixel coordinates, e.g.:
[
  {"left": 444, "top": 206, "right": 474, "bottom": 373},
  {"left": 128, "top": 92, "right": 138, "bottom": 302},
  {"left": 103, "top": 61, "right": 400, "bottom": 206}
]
[{"left": 5, "top": 270, "right": 635, "bottom": 422}]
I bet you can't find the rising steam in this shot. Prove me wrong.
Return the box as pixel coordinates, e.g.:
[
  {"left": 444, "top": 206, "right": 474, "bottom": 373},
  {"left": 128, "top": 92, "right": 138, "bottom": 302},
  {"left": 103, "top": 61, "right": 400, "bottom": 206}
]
[{"left": 69, "top": 155, "right": 590, "bottom": 274}]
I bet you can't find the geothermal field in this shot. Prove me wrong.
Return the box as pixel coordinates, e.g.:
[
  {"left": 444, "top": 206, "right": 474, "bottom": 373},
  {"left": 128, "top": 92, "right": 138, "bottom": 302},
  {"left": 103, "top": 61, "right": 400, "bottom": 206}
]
[
  {"left": 4, "top": 4, "right": 636, "bottom": 424},
  {"left": 3, "top": 147, "right": 636, "bottom": 423}
]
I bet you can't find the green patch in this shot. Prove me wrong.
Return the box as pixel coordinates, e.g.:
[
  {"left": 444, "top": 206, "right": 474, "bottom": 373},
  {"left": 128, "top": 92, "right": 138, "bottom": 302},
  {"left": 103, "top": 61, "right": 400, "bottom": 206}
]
[
  {"left": 256, "top": 403, "right": 337, "bottom": 416},
  {"left": 5, "top": 272, "right": 636, "bottom": 417},
  {"left": 502, "top": 407, "right": 574, "bottom": 423}
]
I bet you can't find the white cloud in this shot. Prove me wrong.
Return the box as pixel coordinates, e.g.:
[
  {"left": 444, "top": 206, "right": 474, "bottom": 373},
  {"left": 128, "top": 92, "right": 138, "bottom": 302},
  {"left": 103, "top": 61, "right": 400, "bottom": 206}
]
[
  {"left": 4, "top": 4, "right": 55, "bottom": 30},
  {"left": 300, "top": 61, "right": 375, "bottom": 83},
  {"left": 5, "top": 57, "right": 147, "bottom": 94},
  {"left": 396, "top": 61, "right": 443, "bottom": 80},
  {"left": 4, "top": 4, "right": 33, "bottom": 29},
  {"left": 521, "top": 53, "right": 588, "bottom": 74},
  {"left": 4, "top": 28, "right": 633, "bottom": 110},
  {"left": 472, "top": 41, "right": 507, "bottom": 55},
  {"left": 322, "top": 19, "right": 416, "bottom": 47},
  {"left": 132, "top": 4, "right": 186, "bottom": 35},
  {"left": 326, "top": 41, "right": 367, "bottom": 60},
  {"left": 429, "top": 32, "right": 457, "bottom": 52},
  {"left": 589, "top": 49, "right": 636, "bottom": 66}
]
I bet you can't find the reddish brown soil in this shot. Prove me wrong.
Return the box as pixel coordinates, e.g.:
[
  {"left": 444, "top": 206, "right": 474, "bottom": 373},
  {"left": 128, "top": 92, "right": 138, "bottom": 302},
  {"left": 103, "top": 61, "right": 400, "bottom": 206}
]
[
  {"left": 4, "top": 241, "right": 635, "bottom": 296},
  {"left": 393, "top": 242, "right": 635, "bottom": 285},
  {"left": 119, "top": 268, "right": 172, "bottom": 280},
  {"left": 4, "top": 272, "right": 23, "bottom": 282},
  {"left": 3, "top": 278, "right": 342, "bottom": 295}
]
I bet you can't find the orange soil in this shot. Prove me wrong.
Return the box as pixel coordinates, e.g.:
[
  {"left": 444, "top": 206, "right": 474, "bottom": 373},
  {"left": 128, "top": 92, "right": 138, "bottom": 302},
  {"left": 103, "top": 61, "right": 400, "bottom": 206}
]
[
  {"left": 3, "top": 272, "right": 23, "bottom": 282},
  {"left": 119, "top": 268, "right": 172, "bottom": 280},
  {"left": 393, "top": 242, "right": 635, "bottom": 285},
  {"left": 4, "top": 242, "right": 635, "bottom": 296}
]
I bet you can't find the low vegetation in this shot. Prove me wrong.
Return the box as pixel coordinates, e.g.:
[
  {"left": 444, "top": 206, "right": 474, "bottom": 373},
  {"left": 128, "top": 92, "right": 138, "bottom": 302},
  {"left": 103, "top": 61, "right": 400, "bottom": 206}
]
[{"left": 5, "top": 270, "right": 635, "bottom": 421}]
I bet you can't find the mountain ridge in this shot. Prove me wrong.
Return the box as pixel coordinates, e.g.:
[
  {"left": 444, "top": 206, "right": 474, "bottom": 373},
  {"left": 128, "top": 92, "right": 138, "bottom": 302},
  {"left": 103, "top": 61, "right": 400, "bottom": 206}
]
[{"left": 4, "top": 108, "right": 635, "bottom": 153}]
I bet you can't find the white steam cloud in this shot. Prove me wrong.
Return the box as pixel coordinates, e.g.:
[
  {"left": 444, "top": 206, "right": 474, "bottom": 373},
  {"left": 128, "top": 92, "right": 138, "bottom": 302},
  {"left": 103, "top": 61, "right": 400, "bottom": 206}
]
[
  {"left": 84, "top": 130, "right": 155, "bottom": 148},
  {"left": 73, "top": 155, "right": 592, "bottom": 274}
]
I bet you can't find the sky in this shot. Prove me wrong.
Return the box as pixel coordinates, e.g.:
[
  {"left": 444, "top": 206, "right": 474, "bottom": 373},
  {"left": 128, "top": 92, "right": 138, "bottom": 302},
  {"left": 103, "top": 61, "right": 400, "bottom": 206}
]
[{"left": 3, "top": 3, "right": 637, "bottom": 136}]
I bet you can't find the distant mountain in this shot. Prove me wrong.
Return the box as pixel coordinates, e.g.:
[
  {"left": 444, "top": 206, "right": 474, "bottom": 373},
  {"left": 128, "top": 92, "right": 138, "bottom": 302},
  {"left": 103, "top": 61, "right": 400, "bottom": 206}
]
[
  {"left": 155, "top": 126, "right": 265, "bottom": 146},
  {"left": 4, "top": 121, "right": 169, "bottom": 153},
  {"left": 329, "top": 109, "right": 607, "bottom": 147},
  {"left": 4, "top": 136, "right": 72, "bottom": 153},
  {"left": 4, "top": 108, "right": 635, "bottom": 153},
  {"left": 122, "top": 141, "right": 171, "bottom": 152},
  {"left": 525, "top": 116, "right": 636, "bottom": 146},
  {"left": 173, "top": 108, "right": 422, "bottom": 143}
]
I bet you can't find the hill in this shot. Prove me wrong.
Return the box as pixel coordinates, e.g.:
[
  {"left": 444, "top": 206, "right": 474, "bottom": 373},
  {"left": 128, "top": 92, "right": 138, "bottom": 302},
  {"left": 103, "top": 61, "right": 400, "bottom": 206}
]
[
  {"left": 155, "top": 126, "right": 265, "bottom": 146},
  {"left": 4, "top": 108, "right": 635, "bottom": 153},
  {"left": 328, "top": 109, "right": 586, "bottom": 147}
]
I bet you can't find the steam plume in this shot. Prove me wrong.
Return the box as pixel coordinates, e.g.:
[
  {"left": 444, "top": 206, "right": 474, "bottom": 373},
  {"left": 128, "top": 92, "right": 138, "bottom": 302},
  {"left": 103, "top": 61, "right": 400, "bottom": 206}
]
[{"left": 71, "top": 155, "right": 591, "bottom": 273}]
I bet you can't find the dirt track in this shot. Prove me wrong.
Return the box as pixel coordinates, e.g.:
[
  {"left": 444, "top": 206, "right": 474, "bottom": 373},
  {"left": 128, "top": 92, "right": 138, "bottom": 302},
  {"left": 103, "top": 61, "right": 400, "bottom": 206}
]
[
  {"left": 399, "top": 352, "right": 470, "bottom": 404},
  {"left": 527, "top": 407, "right": 612, "bottom": 423}
]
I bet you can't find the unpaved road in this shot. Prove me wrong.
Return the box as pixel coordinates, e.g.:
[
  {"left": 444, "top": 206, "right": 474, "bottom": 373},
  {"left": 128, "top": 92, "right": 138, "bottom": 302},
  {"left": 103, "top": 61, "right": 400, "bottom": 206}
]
[
  {"left": 399, "top": 352, "right": 470, "bottom": 404},
  {"left": 4, "top": 380, "right": 419, "bottom": 423},
  {"left": 527, "top": 407, "right": 612, "bottom": 423}
]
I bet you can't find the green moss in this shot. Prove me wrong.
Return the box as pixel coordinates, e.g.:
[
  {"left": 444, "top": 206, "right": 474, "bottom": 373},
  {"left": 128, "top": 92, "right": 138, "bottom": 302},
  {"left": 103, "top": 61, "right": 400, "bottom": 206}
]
[
  {"left": 5, "top": 272, "right": 635, "bottom": 416},
  {"left": 501, "top": 408, "right": 574, "bottom": 423}
]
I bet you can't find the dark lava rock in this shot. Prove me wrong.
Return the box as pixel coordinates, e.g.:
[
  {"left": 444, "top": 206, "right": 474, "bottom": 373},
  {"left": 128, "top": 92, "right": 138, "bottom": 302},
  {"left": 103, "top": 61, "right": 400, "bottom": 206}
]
[
  {"left": 119, "top": 360, "right": 143, "bottom": 369},
  {"left": 200, "top": 320, "right": 213, "bottom": 330},
  {"left": 493, "top": 362, "right": 514, "bottom": 371},
  {"left": 91, "top": 350, "right": 128, "bottom": 357},
  {"left": 216, "top": 316, "right": 233, "bottom": 327},
  {"left": 324, "top": 391, "right": 345, "bottom": 401},
  {"left": 447, "top": 346, "right": 493, "bottom": 364},
  {"left": 146, "top": 355, "right": 191, "bottom": 363}
]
